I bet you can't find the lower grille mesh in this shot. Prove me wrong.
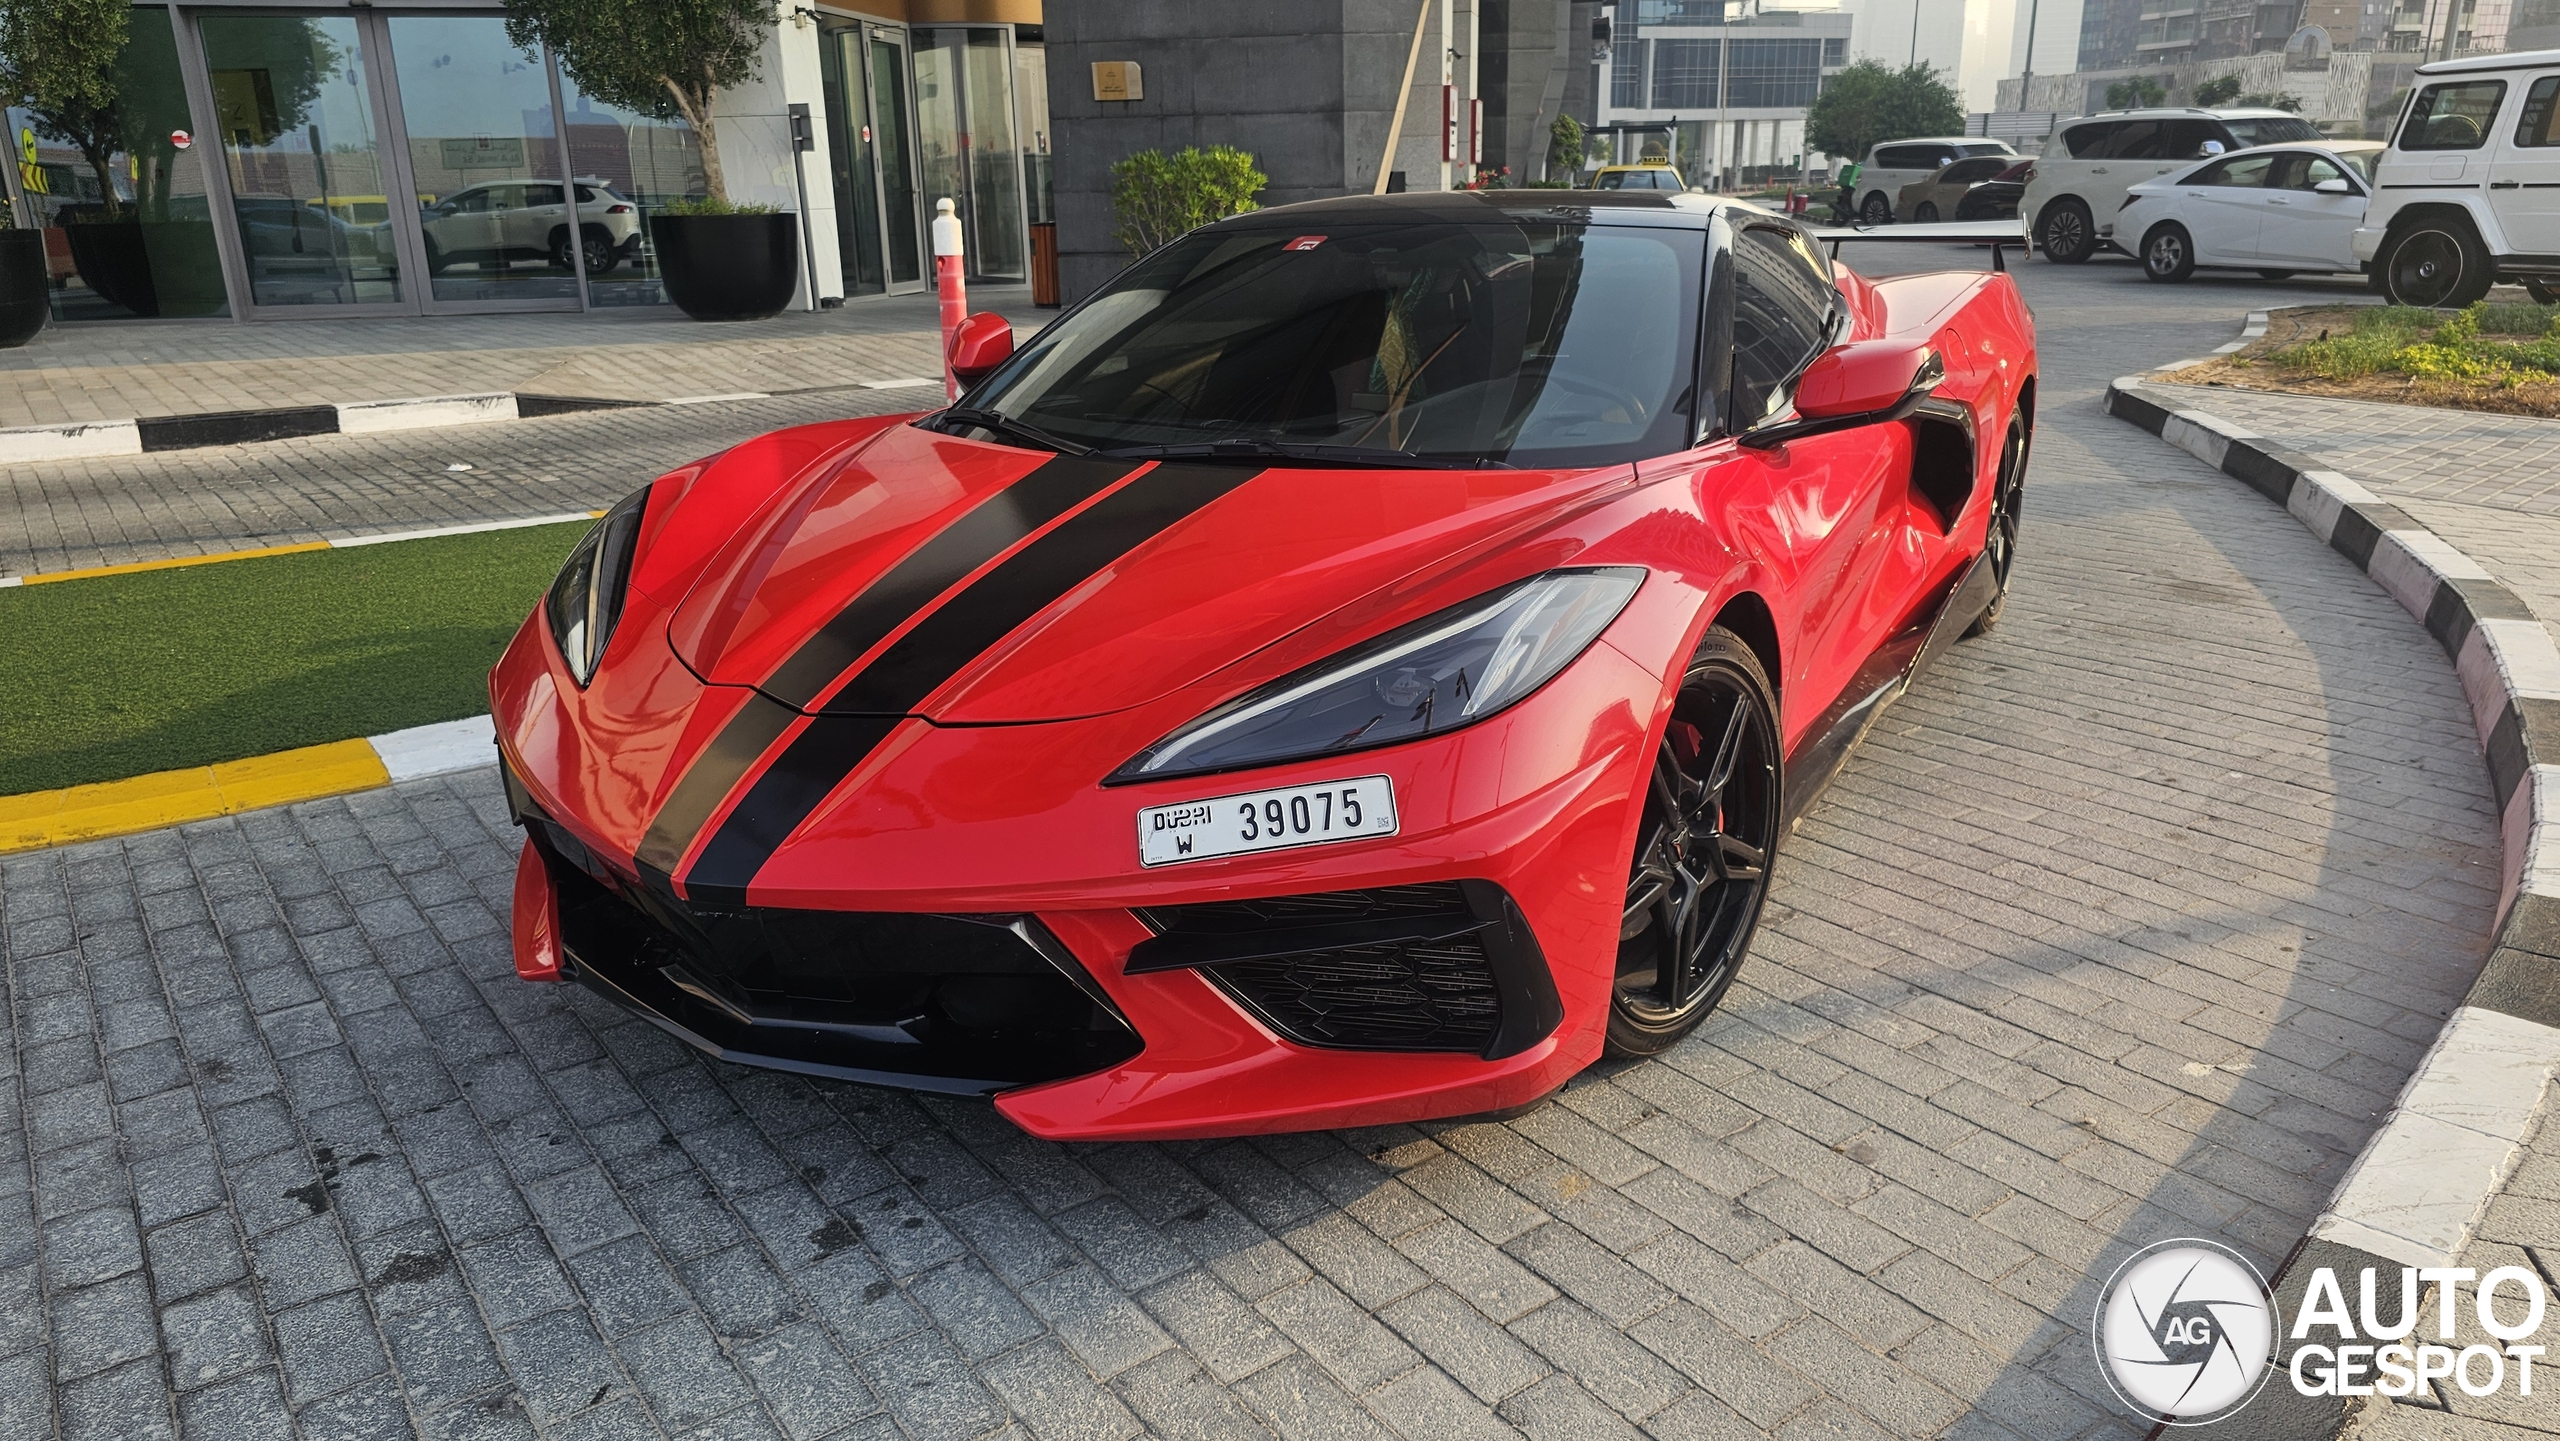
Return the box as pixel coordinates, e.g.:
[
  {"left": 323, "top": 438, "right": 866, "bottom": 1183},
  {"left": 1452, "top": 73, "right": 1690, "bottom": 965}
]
[{"left": 1138, "top": 884, "right": 1503, "bottom": 1053}]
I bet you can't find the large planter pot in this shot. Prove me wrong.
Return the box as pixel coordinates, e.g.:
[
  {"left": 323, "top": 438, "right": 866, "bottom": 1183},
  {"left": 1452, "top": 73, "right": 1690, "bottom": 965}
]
[
  {"left": 653, "top": 212, "right": 798, "bottom": 321},
  {"left": 0, "top": 231, "right": 47, "bottom": 347},
  {"left": 141, "top": 221, "right": 229, "bottom": 317},
  {"left": 64, "top": 220, "right": 159, "bottom": 316}
]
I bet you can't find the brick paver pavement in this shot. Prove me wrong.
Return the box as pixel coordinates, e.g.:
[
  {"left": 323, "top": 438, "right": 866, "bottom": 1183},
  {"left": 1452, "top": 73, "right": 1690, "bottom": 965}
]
[
  {"left": 0, "top": 261, "right": 2515, "bottom": 1439},
  {"left": 0, "top": 288, "right": 1045, "bottom": 428},
  {"left": 2140, "top": 378, "right": 2560, "bottom": 1440},
  {"left": 0, "top": 388, "right": 936, "bottom": 580}
]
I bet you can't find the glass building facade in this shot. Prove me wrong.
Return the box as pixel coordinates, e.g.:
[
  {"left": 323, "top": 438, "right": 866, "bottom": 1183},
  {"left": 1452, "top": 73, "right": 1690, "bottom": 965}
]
[{"left": 2, "top": 2, "right": 1051, "bottom": 322}]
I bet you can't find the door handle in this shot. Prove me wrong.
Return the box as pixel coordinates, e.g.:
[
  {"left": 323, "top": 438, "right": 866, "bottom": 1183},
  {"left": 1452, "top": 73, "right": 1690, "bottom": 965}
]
[
  {"left": 2268, "top": 197, "right": 2291, "bottom": 205},
  {"left": 2091, "top": 166, "right": 2109, "bottom": 174}
]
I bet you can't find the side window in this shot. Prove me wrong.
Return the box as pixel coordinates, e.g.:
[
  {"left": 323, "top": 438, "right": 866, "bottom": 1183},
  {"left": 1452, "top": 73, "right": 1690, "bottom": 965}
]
[
  {"left": 2160, "top": 120, "right": 2227, "bottom": 158},
  {"left": 1597, "top": 171, "right": 1628, "bottom": 189},
  {"left": 2285, "top": 154, "right": 2352, "bottom": 190},
  {"left": 2518, "top": 76, "right": 2560, "bottom": 148},
  {"left": 1729, "top": 226, "right": 1837, "bottom": 429},
  {"left": 2096, "top": 121, "right": 2166, "bottom": 158},
  {"left": 2200, "top": 153, "right": 2277, "bottom": 187},
  {"left": 2400, "top": 80, "right": 2506, "bottom": 151},
  {"left": 2062, "top": 123, "right": 2120, "bottom": 158},
  {"left": 525, "top": 184, "right": 564, "bottom": 207}
]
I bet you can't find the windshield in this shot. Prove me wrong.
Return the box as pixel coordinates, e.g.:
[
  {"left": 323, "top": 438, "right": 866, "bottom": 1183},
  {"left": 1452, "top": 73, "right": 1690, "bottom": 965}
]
[
  {"left": 959, "top": 221, "right": 1706, "bottom": 468},
  {"left": 2223, "top": 116, "right": 2323, "bottom": 147}
]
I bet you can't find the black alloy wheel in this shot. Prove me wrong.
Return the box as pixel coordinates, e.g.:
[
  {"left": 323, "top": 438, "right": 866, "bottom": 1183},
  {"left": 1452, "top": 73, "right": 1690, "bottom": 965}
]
[
  {"left": 2142, "top": 224, "right": 2194, "bottom": 282},
  {"left": 2382, "top": 221, "right": 2491, "bottom": 308},
  {"left": 583, "top": 229, "right": 619, "bottom": 276},
  {"left": 1607, "top": 629, "right": 1780, "bottom": 1058},
  {"left": 1966, "top": 411, "right": 2030, "bottom": 638},
  {"left": 1915, "top": 201, "right": 1941, "bottom": 223},
  {"left": 1861, "top": 191, "right": 1894, "bottom": 224},
  {"left": 2037, "top": 199, "right": 2094, "bottom": 264}
]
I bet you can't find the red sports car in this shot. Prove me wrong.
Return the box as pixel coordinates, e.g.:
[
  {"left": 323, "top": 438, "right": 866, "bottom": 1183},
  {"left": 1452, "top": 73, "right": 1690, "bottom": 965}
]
[{"left": 494, "top": 192, "right": 2035, "bottom": 1141}]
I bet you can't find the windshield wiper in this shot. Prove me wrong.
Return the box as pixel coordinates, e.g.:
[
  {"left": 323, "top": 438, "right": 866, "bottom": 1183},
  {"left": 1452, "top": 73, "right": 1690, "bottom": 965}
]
[
  {"left": 1096, "top": 438, "right": 1510, "bottom": 470},
  {"left": 926, "top": 406, "right": 1092, "bottom": 456}
]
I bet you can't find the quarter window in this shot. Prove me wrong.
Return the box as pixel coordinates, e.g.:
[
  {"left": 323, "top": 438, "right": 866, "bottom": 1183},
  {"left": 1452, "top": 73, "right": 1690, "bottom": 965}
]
[
  {"left": 2399, "top": 79, "right": 2506, "bottom": 151},
  {"left": 2092, "top": 121, "right": 2167, "bottom": 159},
  {"left": 1730, "top": 225, "right": 1837, "bottom": 429},
  {"left": 2518, "top": 76, "right": 2559, "bottom": 148}
]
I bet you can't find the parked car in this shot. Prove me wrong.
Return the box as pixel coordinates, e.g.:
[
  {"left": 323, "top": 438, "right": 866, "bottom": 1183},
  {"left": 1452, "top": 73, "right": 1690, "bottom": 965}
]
[
  {"left": 1851, "top": 137, "right": 2017, "bottom": 223},
  {"left": 2026, "top": 107, "right": 2326, "bottom": 263},
  {"left": 2356, "top": 48, "right": 2560, "bottom": 306},
  {"left": 419, "top": 178, "right": 642, "bottom": 276},
  {"left": 491, "top": 190, "right": 2037, "bottom": 1138},
  {"left": 2115, "top": 141, "right": 2385, "bottom": 282},
  {"left": 1587, "top": 163, "right": 1688, "bottom": 191},
  {"left": 1897, "top": 155, "right": 2016, "bottom": 221},
  {"left": 1955, "top": 160, "right": 2032, "bottom": 221}
]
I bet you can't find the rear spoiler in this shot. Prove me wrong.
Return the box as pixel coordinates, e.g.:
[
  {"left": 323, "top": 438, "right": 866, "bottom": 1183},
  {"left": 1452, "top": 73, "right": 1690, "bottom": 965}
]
[{"left": 1802, "top": 219, "right": 2033, "bottom": 271}]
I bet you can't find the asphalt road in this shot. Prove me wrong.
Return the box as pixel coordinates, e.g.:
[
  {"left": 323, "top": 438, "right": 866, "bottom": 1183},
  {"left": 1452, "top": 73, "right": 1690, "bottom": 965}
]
[{"left": 0, "top": 252, "right": 2508, "bottom": 1441}]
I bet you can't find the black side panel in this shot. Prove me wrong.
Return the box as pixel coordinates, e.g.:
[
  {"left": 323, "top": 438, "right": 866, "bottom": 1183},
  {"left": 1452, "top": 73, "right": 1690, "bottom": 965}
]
[{"left": 1907, "top": 415, "right": 1976, "bottom": 531}]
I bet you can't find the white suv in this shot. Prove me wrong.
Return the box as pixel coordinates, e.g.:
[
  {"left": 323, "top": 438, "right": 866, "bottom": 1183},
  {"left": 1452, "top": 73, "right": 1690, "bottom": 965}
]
[
  {"left": 2355, "top": 48, "right": 2560, "bottom": 307},
  {"left": 1851, "top": 137, "right": 2017, "bottom": 224},
  {"left": 2026, "top": 108, "right": 2326, "bottom": 262}
]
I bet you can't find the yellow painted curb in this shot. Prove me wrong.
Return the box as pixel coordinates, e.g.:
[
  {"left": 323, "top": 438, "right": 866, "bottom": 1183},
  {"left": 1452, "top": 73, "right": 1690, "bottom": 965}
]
[
  {"left": 16, "top": 541, "right": 332, "bottom": 586},
  {"left": 0, "top": 739, "right": 391, "bottom": 854}
]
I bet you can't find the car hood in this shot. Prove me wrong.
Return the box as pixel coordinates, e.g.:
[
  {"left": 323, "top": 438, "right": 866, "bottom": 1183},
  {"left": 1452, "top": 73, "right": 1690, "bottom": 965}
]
[{"left": 665, "top": 421, "right": 1624, "bottom": 724}]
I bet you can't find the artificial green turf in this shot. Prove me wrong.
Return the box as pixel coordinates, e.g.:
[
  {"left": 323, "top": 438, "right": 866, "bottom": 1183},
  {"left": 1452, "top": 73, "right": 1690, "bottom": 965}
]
[{"left": 0, "top": 521, "right": 590, "bottom": 795}]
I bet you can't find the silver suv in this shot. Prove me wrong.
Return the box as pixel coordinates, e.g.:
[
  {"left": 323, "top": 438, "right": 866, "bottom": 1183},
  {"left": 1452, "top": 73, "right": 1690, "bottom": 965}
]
[
  {"left": 419, "top": 178, "right": 644, "bottom": 277},
  {"left": 2025, "top": 108, "right": 2326, "bottom": 263}
]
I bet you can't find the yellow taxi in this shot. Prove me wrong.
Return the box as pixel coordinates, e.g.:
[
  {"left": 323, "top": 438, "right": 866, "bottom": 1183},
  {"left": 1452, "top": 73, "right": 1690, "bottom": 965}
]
[{"left": 1585, "top": 164, "right": 1689, "bottom": 192}]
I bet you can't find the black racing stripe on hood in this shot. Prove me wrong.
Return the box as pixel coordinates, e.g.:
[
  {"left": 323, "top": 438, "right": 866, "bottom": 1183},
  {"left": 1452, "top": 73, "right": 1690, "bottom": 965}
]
[
  {"left": 635, "top": 691, "right": 799, "bottom": 876},
  {"left": 761, "top": 453, "right": 1144, "bottom": 709},
  {"left": 820, "top": 462, "right": 1261, "bottom": 715},
  {"left": 682, "top": 714, "right": 904, "bottom": 906},
  {"left": 681, "top": 462, "right": 1265, "bottom": 898}
]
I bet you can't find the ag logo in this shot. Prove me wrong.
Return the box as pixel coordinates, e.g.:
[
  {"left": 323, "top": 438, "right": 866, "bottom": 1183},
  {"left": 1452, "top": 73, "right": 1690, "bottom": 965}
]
[{"left": 2093, "top": 1239, "right": 2281, "bottom": 1424}]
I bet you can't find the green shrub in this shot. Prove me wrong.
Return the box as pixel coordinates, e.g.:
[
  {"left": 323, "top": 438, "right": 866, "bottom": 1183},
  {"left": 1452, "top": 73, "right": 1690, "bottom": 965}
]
[
  {"left": 2193, "top": 75, "right": 2242, "bottom": 106},
  {"left": 657, "top": 195, "right": 778, "bottom": 217},
  {"left": 1110, "top": 145, "right": 1266, "bottom": 258},
  {"left": 2274, "top": 303, "right": 2560, "bottom": 382}
]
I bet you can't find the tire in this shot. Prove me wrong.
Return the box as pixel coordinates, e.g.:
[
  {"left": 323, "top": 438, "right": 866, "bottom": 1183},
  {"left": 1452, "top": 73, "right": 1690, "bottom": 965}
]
[
  {"left": 2037, "top": 198, "right": 2095, "bottom": 264},
  {"left": 424, "top": 240, "right": 448, "bottom": 277},
  {"left": 548, "top": 228, "right": 575, "bottom": 273},
  {"left": 1860, "top": 191, "right": 1893, "bottom": 225},
  {"left": 581, "top": 226, "right": 618, "bottom": 276},
  {"left": 1965, "top": 410, "right": 2030, "bottom": 639},
  {"left": 2257, "top": 270, "right": 2297, "bottom": 282},
  {"left": 1915, "top": 201, "right": 1940, "bottom": 223},
  {"left": 2380, "top": 218, "right": 2493, "bottom": 308},
  {"left": 1605, "top": 628, "right": 1781, "bottom": 1060},
  {"left": 2141, "top": 223, "right": 2195, "bottom": 282}
]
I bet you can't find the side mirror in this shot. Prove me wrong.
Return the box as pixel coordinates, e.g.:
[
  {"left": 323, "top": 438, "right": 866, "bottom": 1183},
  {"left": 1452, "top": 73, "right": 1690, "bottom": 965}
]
[
  {"left": 1741, "top": 340, "right": 1943, "bottom": 449},
  {"left": 2197, "top": 139, "right": 2227, "bottom": 157},
  {"left": 949, "top": 312, "right": 1015, "bottom": 383},
  {"left": 2314, "top": 177, "right": 2353, "bottom": 195}
]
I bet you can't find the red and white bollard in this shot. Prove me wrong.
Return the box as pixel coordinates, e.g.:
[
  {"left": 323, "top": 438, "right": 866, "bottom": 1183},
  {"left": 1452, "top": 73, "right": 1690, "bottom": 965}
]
[{"left": 933, "top": 197, "right": 967, "bottom": 402}]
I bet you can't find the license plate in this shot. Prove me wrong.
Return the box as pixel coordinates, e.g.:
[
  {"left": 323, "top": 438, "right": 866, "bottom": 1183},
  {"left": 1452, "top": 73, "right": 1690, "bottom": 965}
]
[{"left": 1136, "top": 776, "right": 1398, "bottom": 867}]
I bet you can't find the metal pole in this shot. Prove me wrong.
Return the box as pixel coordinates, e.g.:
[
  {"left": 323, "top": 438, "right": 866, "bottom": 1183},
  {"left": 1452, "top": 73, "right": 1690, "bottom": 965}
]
[
  {"left": 2018, "top": 0, "right": 2040, "bottom": 108},
  {"left": 1375, "top": 0, "right": 1437, "bottom": 194},
  {"left": 933, "top": 196, "right": 966, "bottom": 400},
  {"left": 1716, "top": 7, "right": 1729, "bottom": 190},
  {"left": 2434, "top": 0, "right": 2462, "bottom": 60}
]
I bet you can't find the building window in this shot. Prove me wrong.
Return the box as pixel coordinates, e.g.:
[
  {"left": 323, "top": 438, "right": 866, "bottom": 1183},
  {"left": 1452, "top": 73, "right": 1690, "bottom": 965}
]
[
  {"left": 1652, "top": 39, "right": 1719, "bottom": 109},
  {"left": 1822, "top": 37, "right": 1848, "bottom": 64},
  {"left": 1726, "top": 38, "right": 1823, "bottom": 109},
  {"left": 1612, "top": 38, "right": 1649, "bottom": 108}
]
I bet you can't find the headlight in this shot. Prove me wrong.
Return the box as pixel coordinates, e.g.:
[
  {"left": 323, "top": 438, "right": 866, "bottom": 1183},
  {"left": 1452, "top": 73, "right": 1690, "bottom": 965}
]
[
  {"left": 1112, "top": 567, "right": 1644, "bottom": 783},
  {"left": 546, "top": 486, "right": 649, "bottom": 686}
]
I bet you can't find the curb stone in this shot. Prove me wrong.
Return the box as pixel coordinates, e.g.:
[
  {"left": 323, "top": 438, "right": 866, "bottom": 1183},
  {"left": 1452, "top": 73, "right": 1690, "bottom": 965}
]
[
  {"left": 2106, "top": 337, "right": 2560, "bottom": 1439},
  {"left": 0, "top": 714, "right": 495, "bottom": 854},
  {"left": 0, "top": 376, "right": 949, "bottom": 464}
]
